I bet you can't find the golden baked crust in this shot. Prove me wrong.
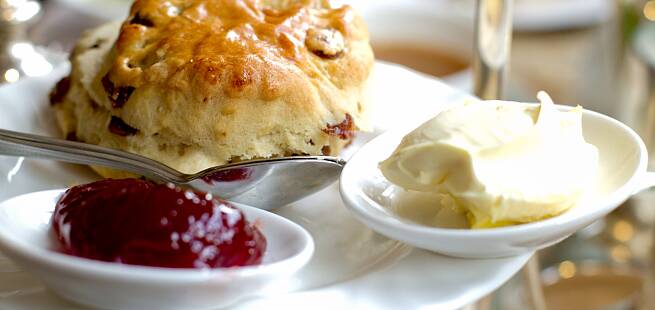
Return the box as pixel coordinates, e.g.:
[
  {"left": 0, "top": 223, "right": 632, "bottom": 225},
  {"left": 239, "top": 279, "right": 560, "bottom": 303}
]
[{"left": 51, "top": 0, "right": 373, "bottom": 176}]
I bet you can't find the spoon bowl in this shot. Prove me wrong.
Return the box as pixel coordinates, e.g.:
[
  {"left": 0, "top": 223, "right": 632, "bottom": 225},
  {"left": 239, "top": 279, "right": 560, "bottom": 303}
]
[
  {"left": 0, "top": 129, "right": 345, "bottom": 210},
  {"left": 340, "top": 104, "right": 653, "bottom": 258},
  {"left": 0, "top": 189, "right": 314, "bottom": 309}
]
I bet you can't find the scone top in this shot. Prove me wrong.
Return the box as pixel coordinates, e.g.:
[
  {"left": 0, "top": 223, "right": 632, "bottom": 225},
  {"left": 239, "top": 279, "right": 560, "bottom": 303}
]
[{"left": 103, "top": 0, "right": 372, "bottom": 104}]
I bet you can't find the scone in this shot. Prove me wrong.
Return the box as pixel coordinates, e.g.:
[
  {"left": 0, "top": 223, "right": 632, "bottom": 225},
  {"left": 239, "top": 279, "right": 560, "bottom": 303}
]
[{"left": 50, "top": 0, "right": 374, "bottom": 177}]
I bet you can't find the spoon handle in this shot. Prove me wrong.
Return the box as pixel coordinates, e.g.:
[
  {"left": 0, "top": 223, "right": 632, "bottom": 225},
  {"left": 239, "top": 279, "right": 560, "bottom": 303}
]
[{"left": 0, "top": 128, "right": 184, "bottom": 182}]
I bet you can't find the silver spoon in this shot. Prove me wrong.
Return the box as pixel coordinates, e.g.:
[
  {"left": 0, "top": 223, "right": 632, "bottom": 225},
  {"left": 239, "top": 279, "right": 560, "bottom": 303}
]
[{"left": 0, "top": 128, "right": 345, "bottom": 210}]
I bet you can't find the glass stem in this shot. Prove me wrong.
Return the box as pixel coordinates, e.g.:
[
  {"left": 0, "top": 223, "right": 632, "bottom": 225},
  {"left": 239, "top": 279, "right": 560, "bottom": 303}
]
[
  {"left": 473, "top": 0, "right": 513, "bottom": 100},
  {"left": 523, "top": 255, "right": 548, "bottom": 310},
  {"left": 473, "top": 2, "right": 548, "bottom": 310}
]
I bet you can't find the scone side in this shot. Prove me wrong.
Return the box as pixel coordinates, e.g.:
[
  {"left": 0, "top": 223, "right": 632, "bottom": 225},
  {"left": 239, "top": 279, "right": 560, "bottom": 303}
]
[{"left": 52, "top": 1, "right": 374, "bottom": 177}]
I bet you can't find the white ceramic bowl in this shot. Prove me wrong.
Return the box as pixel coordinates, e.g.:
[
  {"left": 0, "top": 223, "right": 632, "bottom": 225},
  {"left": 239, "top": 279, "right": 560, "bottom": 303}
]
[
  {"left": 0, "top": 190, "right": 314, "bottom": 310},
  {"left": 340, "top": 104, "right": 653, "bottom": 258}
]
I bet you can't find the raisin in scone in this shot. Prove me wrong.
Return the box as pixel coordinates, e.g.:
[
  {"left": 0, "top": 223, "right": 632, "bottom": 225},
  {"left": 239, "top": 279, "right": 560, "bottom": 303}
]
[{"left": 50, "top": 0, "right": 373, "bottom": 177}]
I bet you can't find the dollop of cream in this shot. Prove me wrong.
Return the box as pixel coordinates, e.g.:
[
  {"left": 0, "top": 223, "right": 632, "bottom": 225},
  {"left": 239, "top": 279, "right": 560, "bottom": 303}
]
[{"left": 379, "top": 92, "right": 599, "bottom": 228}]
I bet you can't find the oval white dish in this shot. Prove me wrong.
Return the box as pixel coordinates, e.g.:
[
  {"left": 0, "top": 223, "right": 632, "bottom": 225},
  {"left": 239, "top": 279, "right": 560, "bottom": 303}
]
[
  {"left": 341, "top": 103, "right": 651, "bottom": 258},
  {"left": 0, "top": 189, "right": 314, "bottom": 310}
]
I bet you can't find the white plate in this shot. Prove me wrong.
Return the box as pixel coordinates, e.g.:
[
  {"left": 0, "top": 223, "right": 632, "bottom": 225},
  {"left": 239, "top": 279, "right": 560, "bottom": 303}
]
[
  {"left": 53, "top": 0, "right": 129, "bottom": 20},
  {"left": 511, "top": 0, "right": 614, "bottom": 32},
  {"left": 351, "top": 0, "right": 474, "bottom": 91},
  {"left": 55, "top": 0, "right": 614, "bottom": 32},
  {"left": 340, "top": 104, "right": 650, "bottom": 258},
  {"left": 0, "top": 190, "right": 314, "bottom": 310},
  {"left": 0, "top": 61, "right": 530, "bottom": 309},
  {"left": 352, "top": 0, "right": 614, "bottom": 32}
]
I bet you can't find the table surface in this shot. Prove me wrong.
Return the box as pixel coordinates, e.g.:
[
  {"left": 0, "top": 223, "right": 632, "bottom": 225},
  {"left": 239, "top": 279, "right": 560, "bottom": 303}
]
[{"left": 21, "top": 1, "right": 655, "bottom": 309}]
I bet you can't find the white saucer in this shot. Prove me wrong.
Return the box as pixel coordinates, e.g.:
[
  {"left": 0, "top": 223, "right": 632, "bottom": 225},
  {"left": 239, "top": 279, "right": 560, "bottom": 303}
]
[
  {"left": 0, "top": 190, "right": 313, "bottom": 310},
  {"left": 340, "top": 103, "right": 653, "bottom": 258},
  {"left": 0, "top": 61, "right": 531, "bottom": 309}
]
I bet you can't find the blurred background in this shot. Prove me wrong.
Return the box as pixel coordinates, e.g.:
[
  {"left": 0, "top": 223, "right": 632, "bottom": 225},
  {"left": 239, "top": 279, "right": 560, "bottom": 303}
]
[{"left": 1, "top": 0, "right": 654, "bottom": 309}]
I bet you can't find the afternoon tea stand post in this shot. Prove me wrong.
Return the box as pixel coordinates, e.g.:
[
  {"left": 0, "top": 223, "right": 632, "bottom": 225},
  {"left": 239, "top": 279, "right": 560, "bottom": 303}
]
[{"left": 473, "top": 0, "right": 547, "bottom": 309}]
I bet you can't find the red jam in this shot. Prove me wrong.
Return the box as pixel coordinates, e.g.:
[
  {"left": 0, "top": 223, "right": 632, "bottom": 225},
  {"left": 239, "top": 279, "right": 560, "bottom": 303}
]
[
  {"left": 201, "top": 168, "right": 252, "bottom": 184},
  {"left": 52, "top": 179, "right": 266, "bottom": 268}
]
